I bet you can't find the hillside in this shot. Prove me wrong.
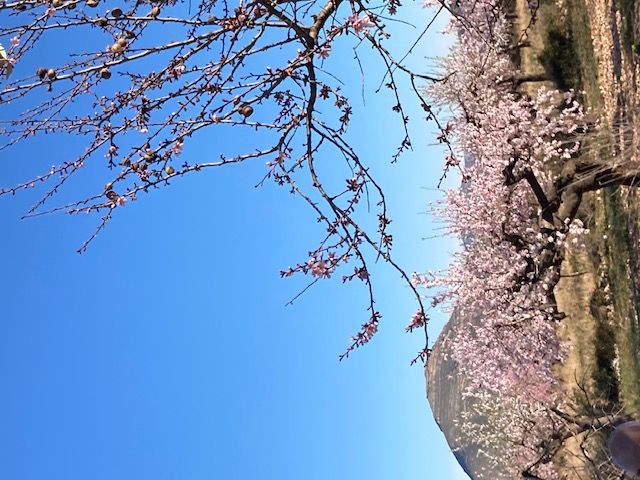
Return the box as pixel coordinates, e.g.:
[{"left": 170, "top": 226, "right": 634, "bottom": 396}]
[{"left": 426, "top": 309, "right": 510, "bottom": 480}]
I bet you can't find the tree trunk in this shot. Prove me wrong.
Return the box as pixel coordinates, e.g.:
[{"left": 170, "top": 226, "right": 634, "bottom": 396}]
[{"left": 512, "top": 73, "right": 549, "bottom": 86}]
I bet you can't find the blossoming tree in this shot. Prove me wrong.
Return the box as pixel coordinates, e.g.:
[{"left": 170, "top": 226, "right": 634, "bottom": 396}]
[
  {"left": 420, "top": 0, "right": 639, "bottom": 477},
  {"left": 0, "top": 0, "right": 452, "bottom": 358}
]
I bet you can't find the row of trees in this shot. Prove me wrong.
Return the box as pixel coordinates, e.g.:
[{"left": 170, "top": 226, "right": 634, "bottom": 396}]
[{"left": 419, "top": 0, "right": 639, "bottom": 477}]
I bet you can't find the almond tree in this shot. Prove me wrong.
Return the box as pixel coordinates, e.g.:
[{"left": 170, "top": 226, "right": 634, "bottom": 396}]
[
  {"left": 420, "top": 0, "right": 640, "bottom": 476},
  {"left": 0, "top": 0, "right": 450, "bottom": 357}
]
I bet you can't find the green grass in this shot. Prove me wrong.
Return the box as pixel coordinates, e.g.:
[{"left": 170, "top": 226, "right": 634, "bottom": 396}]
[
  {"left": 538, "top": 0, "right": 602, "bottom": 105},
  {"left": 619, "top": 0, "right": 636, "bottom": 53},
  {"left": 583, "top": 186, "right": 640, "bottom": 414},
  {"left": 590, "top": 281, "right": 621, "bottom": 406},
  {"left": 539, "top": 28, "right": 582, "bottom": 90},
  {"left": 566, "top": 0, "right": 602, "bottom": 105},
  {"left": 600, "top": 189, "right": 640, "bottom": 413}
]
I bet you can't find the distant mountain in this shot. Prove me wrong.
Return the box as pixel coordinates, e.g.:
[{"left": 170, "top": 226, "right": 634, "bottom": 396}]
[{"left": 425, "top": 309, "right": 511, "bottom": 480}]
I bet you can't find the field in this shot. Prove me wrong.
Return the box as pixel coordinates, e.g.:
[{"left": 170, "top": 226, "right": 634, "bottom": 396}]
[{"left": 514, "top": 0, "right": 640, "bottom": 476}]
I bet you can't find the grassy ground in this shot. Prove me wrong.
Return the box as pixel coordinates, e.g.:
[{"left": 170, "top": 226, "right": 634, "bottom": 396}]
[
  {"left": 536, "top": 4, "right": 640, "bottom": 479},
  {"left": 592, "top": 188, "right": 640, "bottom": 412},
  {"left": 534, "top": 0, "right": 640, "bottom": 416},
  {"left": 537, "top": 0, "right": 601, "bottom": 104},
  {"left": 515, "top": 0, "right": 640, "bottom": 475},
  {"left": 620, "top": 0, "right": 636, "bottom": 53}
]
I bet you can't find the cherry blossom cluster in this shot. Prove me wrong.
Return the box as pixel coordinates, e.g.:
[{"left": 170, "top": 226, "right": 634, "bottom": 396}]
[
  {"left": 420, "top": 0, "right": 595, "bottom": 476},
  {"left": 453, "top": 389, "right": 565, "bottom": 479}
]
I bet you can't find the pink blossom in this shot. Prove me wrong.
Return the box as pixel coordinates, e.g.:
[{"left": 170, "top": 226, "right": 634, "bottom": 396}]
[
  {"left": 419, "top": 0, "right": 592, "bottom": 474},
  {"left": 405, "top": 310, "right": 426, "bottom": 333},
  {"left": 348, "top": 14, "right": 374, "bottom": 34},
  {"left": 172, "top": 141, "right": 183, "bottom": 155},
  {"left": 169, "top": 63, "right": 185, "bottom": 79},
  {"left": 315, "top": 44, "right": 331, "bottom": 59}
]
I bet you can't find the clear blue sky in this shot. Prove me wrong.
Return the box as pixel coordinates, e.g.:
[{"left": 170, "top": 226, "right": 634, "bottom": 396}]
[{"left": 0, "top": 3, "right": 470, "bottom": 479}]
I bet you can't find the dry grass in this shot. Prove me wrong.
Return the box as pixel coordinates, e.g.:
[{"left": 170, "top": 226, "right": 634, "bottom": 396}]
[
  {"left": 554, "top": 245, "right": 603, "bottom": 478},
  {"left": 511, "top": 0, "right": 640, "bottom": 476}
]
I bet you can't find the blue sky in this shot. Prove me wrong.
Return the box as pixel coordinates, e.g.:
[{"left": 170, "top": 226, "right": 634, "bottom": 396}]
[{"left": 0, "top": 2, "right": 470, "bottom": 479}]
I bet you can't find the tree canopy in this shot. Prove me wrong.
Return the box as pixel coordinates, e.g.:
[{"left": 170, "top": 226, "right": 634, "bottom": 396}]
[{"left": 0, "top": 0, "right": 451, "bottom": 360}]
